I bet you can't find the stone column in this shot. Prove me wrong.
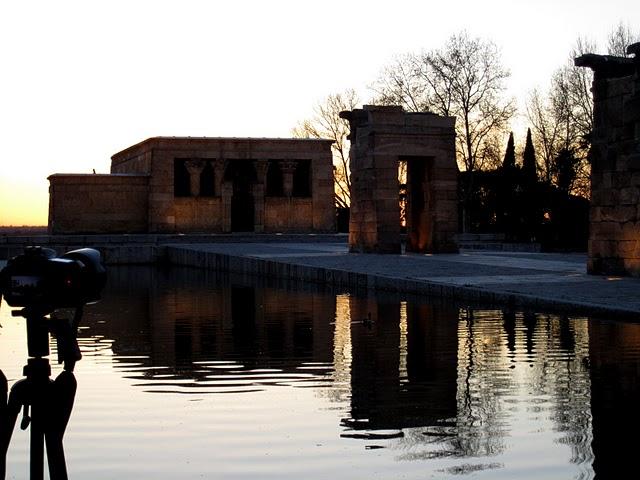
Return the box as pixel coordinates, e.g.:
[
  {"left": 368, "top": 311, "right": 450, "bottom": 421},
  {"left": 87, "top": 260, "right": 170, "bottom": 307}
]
[
  {"left": 221, "top": 181, "right": 233, "bottom": 233},
  {"left": 213, "top": 159, "right": 225, "bottom": 196},
  {"left": 255, "top": 159, "right": 269, "bottom": 185},
  {"left": 184, "top": 159, "right": 205, "bottom": 197},
  {"left": 253, "top": 160, "right": 268, "bottom": 233},
  {"left": 281, "top": 160, "right": 297, "bottom": 197}
]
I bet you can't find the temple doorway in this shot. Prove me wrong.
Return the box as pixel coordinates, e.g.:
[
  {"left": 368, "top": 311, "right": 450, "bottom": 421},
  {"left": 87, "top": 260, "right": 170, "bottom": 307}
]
[
  {"left": 403, "top": 156, "right": 433, "bottom": 252},
  {"left": 228, "top": 161, "right": 256, "bottom": 232}
]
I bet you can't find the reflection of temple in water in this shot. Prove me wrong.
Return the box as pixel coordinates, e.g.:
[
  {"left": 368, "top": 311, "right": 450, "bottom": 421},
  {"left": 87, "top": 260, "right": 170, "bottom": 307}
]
[
  {"left": 82, "top": 267, "right": 640, "bottom": 475},
  {"left": 588, "top": 321, "right": 640, "bottom": 479},
  {"left": 84, "top": 267, "right": 335, "bottom": 382}
]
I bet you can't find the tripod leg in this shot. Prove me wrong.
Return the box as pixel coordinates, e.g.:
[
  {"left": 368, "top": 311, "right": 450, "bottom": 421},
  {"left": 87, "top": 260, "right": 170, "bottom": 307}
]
[
  {"left": 29, "top": 378, "right": 50, "bottom": 480},
  {"left": 0, "top": 370, "right": 6, "bottom": 480},
  {"left": 0, "top": 370, "right": 7, "bottom": 431},
  {"left": 0, "top": 369, "right": 6, "bottom": 409},
  {"left": 45, "top": 371, "right": 76, "bottom": 480},
  {"left": 30, "top": 419, "right": 44, "bottom": 480},
  {"left": 2, "top": 379, "right": 27, "bottom": 480}
]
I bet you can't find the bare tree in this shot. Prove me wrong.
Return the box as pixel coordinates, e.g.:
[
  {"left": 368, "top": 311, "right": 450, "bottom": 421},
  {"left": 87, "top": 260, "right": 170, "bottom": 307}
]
[
  {"left": 526, "top": 37, "right": 597, "bottom": 196},
  {"left": 292, "top": 89, "right": 359, "bottom": 209},
  {"left": 423, "top": 33, "right": 516, "bottom": 172},
  {"left": 372, "top": 32, "right": 516, "bottom": 173},
  {"left": 607, "top": 22, "right": 640, "bottom": 56},
  {"left": 372, "top": 54, "right": 429, "bottom": 112},
  {"left": 526, "top": 88, "right": 561, "bottom": 183},
  {"left": 563, "top": 38, "right": 596, "bottom": 146},
  {"left": 529, "top": 23, "right": 637, "bottom": 186}
]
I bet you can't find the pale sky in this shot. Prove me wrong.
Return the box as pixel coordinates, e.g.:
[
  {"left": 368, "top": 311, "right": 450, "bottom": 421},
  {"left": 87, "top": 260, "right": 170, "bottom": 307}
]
[{"left": 1, "top": 0, "right": 638, "bottom": 226}]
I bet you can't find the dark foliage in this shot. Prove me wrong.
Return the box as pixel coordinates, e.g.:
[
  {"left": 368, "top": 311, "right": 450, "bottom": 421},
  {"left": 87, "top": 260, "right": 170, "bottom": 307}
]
[{"left": 459, "top": 166, "right": 588, "bottom": 251}]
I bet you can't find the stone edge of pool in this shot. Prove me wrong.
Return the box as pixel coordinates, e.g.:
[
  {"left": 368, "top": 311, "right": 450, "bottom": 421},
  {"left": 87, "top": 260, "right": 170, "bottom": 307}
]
[
  {"left": 164, "top": 244, "right": 640, "bottom": 321},
  {"left": 2, "top": 236, "right": 639, "bottom": 320}
]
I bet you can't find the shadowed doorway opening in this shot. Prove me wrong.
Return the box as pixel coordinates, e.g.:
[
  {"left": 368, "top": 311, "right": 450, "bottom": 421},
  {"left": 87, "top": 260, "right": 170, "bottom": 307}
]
[
  {"left": 402, "top": 156, "right": 434, "bottom": 252},
  {"left": 227, "top": 161, "right": 256, "bottom": 232}
]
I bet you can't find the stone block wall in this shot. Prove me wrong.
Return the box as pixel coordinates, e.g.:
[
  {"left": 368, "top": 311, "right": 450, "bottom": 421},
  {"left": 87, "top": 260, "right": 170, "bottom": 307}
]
[
  {"left": 48, "top": 174, "right": 149, "bottom": 234},
  {"left": 264, "top": 198, "right": 313, "bottom": 232},
  {"left": 577, "top": 45, "right": 640, "bottom": 276},
  {"left": 174, "top": 198, "right": 223, "bottom": 232},
  {"left": 111, "top": 149, "right": 153, "bottom": 174}
]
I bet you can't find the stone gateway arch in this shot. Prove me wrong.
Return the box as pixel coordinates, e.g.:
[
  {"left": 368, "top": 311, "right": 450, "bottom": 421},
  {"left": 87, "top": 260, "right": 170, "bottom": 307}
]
[{"left": 340, "top": 105, "right": 459, "bottom": 254}]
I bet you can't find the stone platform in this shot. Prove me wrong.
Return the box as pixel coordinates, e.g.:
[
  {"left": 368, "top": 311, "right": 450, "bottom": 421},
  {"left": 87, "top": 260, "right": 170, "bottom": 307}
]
[
  {"left": 0, "top": 233, "right": 347, "bottom": 263},
  {"left": 3, "top": 237, "right": 639, "bottom": 319},
  {"left": 166, "top": 242, "right": 640, "bottom": 319}
]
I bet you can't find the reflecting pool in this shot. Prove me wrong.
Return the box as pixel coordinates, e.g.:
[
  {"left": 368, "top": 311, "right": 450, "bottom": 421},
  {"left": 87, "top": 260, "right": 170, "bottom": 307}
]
[{"left": 1, "top": 266, "right": 639, "bottom": 479}]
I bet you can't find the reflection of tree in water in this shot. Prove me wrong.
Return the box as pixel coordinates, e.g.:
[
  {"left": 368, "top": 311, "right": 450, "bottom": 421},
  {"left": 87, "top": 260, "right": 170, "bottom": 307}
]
[
  {"left": 458, "top": 310, "right": 592, "bottom": 470},
  {"left": 540, "top": 315, "right": 593, "bottom": 473},
  {"left": 324, "top": 297, "right": 596, "bottom": 471},
  {"left": 396, "top": 307, "right": 593, "bottom": 469},
  {"left": 454, "top": 308, "right": 508, "bottom": 457}
]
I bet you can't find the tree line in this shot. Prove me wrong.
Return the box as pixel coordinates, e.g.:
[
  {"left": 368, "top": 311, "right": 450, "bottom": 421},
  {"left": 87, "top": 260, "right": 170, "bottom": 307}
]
[{"left": 293, "top": 23, "right": 639, "bottom": 247}]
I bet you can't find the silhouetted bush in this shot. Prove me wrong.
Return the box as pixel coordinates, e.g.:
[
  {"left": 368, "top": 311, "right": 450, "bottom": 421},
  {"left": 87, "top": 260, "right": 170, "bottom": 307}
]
[{"left": 459, "top": 169, "right": 588, "bottom": 251}]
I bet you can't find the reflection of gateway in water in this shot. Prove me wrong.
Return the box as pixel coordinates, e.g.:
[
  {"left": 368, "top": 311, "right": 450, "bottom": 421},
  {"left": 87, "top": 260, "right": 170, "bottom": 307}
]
[{"left": 344, "top": 299, "right": 458, "bottom": 435}]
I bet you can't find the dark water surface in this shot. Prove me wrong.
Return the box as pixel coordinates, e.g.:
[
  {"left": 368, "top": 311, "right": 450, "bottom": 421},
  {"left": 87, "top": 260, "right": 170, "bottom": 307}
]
[{"left": 1, "top": 266, "right": 639, "bottom": 479}]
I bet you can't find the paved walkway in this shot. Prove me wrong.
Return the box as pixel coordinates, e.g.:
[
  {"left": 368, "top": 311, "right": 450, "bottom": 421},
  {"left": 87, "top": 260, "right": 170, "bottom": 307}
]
[{"left": 167, "top": 242, "right": 640, "bottom": 319}]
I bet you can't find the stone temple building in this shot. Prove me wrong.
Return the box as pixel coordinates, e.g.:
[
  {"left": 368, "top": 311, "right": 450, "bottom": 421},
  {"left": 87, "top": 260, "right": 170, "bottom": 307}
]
[{"left": 48, "top": 137, "right": 335, "bottom": 234}]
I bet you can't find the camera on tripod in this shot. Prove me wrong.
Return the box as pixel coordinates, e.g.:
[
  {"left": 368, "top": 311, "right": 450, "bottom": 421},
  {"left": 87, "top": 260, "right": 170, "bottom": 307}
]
[
  {"left": 1, "top": 246, "right": 107, "bottom": 480},
  {"left": 0, "top": 246, "right": 106, "bottom": 311}
]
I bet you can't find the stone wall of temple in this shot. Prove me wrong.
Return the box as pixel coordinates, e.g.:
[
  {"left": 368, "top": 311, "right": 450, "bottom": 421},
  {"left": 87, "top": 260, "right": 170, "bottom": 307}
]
[
  {"left": 174, "top": 198, "right": 224, "bottom": 232},
  {"left": 110, "top": 137, "right": 335, "bottom": 234},
  {"left": 577, "top": 44, "right": 640, "bottom": 276},
  {"left": 48, "top": 174, "right": 149, "bottom": 233},
  {"left": 263, "top": 198, "right": 314, "bottom": 232},
  {"left": 48, "top": 137, "right": 335, "bottom": 234}
]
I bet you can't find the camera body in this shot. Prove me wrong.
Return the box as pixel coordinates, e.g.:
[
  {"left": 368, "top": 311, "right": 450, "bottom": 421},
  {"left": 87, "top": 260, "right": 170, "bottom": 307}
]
[{"left": 0, "top": 246, "right": 106, "bottom": 309}]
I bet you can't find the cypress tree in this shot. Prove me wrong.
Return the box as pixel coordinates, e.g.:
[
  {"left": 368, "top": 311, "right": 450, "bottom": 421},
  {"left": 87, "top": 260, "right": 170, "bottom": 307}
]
[
  {"left": 498, "top": 132, "right": 517, "bottom": 236},
  {"left": 522, "top": 128, "right": 537, "bottom": 183},
  {"left": 502, "top": 132, "right": 516, "bottom": 170},
  {"left": 521, "top": 128, "right": 540, "bottom": 241}
]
